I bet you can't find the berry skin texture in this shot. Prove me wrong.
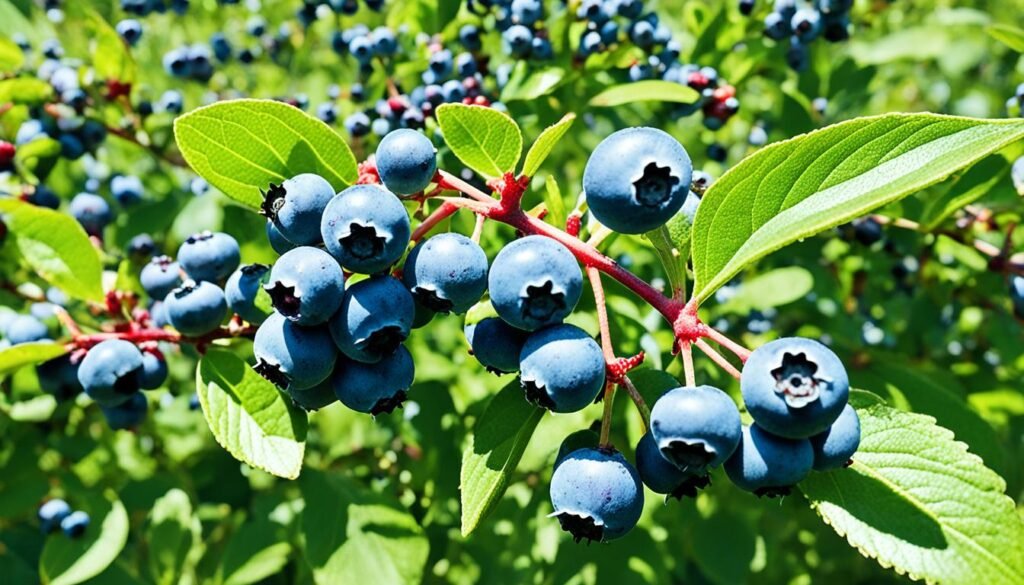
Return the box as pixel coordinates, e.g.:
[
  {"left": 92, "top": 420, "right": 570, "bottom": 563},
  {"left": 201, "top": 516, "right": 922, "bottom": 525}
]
[
  {"left": 253, "top": 312, "right": 337, "bottom": 391},
  {"left": 649, "top": 385, "right": 742, "bottom": 472},
  {"left": 549, "top": 448, "right": 644, "bottom": 543},
  {"left": 38, "top": 499, "right": 72, "bottom": 534},
  {"left": 141, "top": 255, "right": 182, "bottom": 300},
  {"left": 331, "top": 345, "right": 415, "bottom": 415},
  {"left": 225, "top": 264, "right": 272, "bottom": 324},
  {"left": 582, "top": 127, "right": 693, "bottom": 234},
  {"left": 375, "top": 129, "right": 438, "bottom": 195},
  {"left": 740, "top": 337, "right": 850, "bottom": 439},
  {"left": 61, "top": 511, "right": 90, "bottom": 538},
  {"left": 101, "top": 391, "right": 148, "bottom": 430},
  {"left": 403, "top": 233, "right": 488, "bottom": 314},
  {"left": 464, "top": 317, "right": 528, "bottom": 374},
  {"left": 635, "top": 432, "right": 710, "bottom": 499},
  {"left": 5, "top": 314, "right": 50, "bottom": 344},
  {"left": 519, "top": 324, "right": 605, "bottom": 413},
  {"left": 329, "top": 275, "right": 414, "bottom": 363},
  {"left": 77, "top": 339, "right": 144, "bottom": 407},
  {"left": 488, "top": 235, "right": 582, "bottom": 331},
  {"left": 177, "top": 231, "right": 241, "bottom": 282},
  {"left": 261, "top": 173, "right": 335, "bottom": 246},
  {"left": 69, "top": 193, "right": 112, "bottom": 237},
  {"left": 164, "top": 280, "right": 228, "bottom": 337},
  {"left": 139, "top": 352, "right": 168, "bottom": 389},
  {"left": 265, "top": 247, "right": 345, "bottom": 326},
  {"left": 266, "top": 221, "right": 297, "bottom": 255},
  {"left": 810, "top": 404, "right": 861, "bottom": 471},
  {"left": 320, "top": 184, "right": 411, "bottom": 274},
  {"left": 286, "top": 377, "right": 338, "bottom": 412},
  {"left": 724, "top": 424, "right": 814, "bottom": 497}
]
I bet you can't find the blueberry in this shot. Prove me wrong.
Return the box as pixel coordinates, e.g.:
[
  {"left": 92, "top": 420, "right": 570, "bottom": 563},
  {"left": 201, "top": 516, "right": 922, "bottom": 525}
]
[
  {"left": 464, "top": 317, "right": 527, "bottom": 374},
  {"left": 740, "top": 337, "right": 850, "bottom": 439},
  {"left": 785, "top": 37, "right": 809, "bottom": 71},
  {"left": 287, "top": 377, "right": 338, "bottom": 411},
  {"left": 253, "top": 312, "right": 337, "bottom": 391},
  {"left": 635, "top": 432, "right": 710, "bottom": 499},
  {"left": 36, "top": 355, "right": 82, "bottom": 400},
  {"left": 402, "top": 233, "right": 487, "bottom": 314},
  {"left": 1012, "top": 276, "right": 1024, "bottom": 319},
  {"left": 503, "top": 24, "right": 533, "bottom": 58},
  {"left": 139, "top": 351, "right": 168, "bottom": 389},
  {"left": 531, "top": 36, "right": 553, "bottom": 60},
  {"left": 320, "top": 184, "right": 411, "bottom": 274},
  {"left": 177, "top": 231, "right": 240, "bottom": 282},
  {"left": 5, "top": 315, "right": 50, "bottom": 344},
  {"left": 77, "top": 339, "right": 144, "bottom": 406},
  {"left": 648, "top": 385, "right": 742, "bottom": 475},
  {"left": 329, "top": 275, "right": 413, "bottom": 363},
  {"left": 579, "top": 30, "right": 603, "bottom": 56},
  {"left": 345, "top": 112, "right": 371, "bottom": 137},
  {"left": 211, "top": 32, "right": 232, "bottom": 61},
  {"left": 331, "top": 345, "right": 414, "bottom": 414},
  {"left": 101, "top": 391, "right": 148, "bottom": 430},
  {"left": 371, "top": 26, "right": 397, "bottom": 55},
  {"left": 261, "top": 173, "right": 335, "bottom": 246},
  {"left": 549, "top": 448, "right": 643, "bottom": 543},
  {"left": 748, "top": 125, "right": 768, "bottom": 146},
  {"left": 810, "top": 404, "right": 860, "bottom": 470},
  {"left": 739, "top": 0, "right": 755, "bottom": 15},
  {"left": 488, "top": 235, "right": 582, "bottom": 331},
  {"left": 164, "top": 279, "right": 228, "bottom": 336},
  {"left": 459, "top": 24, "right": 482, "bottom": 51},
  {"left": 791, "top": 8, "right": 822, "bottom": 41},
  {"left": 375, "top": 129, "right": 438, "bottom": 195},
  {"left": 629, "top": 20, "right": 655, "bottom": 48},
  {"left": 127, "top": 233, "right": 157, "bottom": 258},
  {"left": 583, "top": 127, "right": 692, "bottom": 234},
  {"left": 519, "top": 324, "right": 605, "bottom": 413},
  {"left": 428, "top": 48, "right": 453, "bottom": 76},
  {"left": 265, "top": 247, "right": 345, "bottom": 326},
  {"left": 265, "top": 221, "right": 297, "bottom": 255},
  {"left": 1011, "top": 156, "right": 1024, "bottom": 196},
  {"left": 163, "top": 47, "right": 191, "bottom": 77},
  {"left": 69, "top": 193, "right": 112, "bottom": 237},
  {"left": 27, "top": 185, "right": 60, "bottom": 209},
  {"left": 150, "top": 300, "right": 169, "bottom": 328},
  {"left": 317, "top": 103, "right": 338, "bottom": 124},
  {"left": 141, "top": 255, "right": 182, "bottom": 300},
  {"left": 724, "top": 424, "right": 814, "bottom": 497},
  {"left": 38, "top": 499, "right": 71, "bottom": 534},
  {"left": 225, "top": 264, "right": 272, "bottom": 324},
  {"left": 60, "top": 510, "right": 90, "bottom": 538},
  {"left": 159, "top": 90, "right": 184, "bottom": 115},
  {"left": 349, "top": 35, "right": 374, "bottom": 63},
  {"left": 852, "top": 217, "right": 883, "bottom": 245}
]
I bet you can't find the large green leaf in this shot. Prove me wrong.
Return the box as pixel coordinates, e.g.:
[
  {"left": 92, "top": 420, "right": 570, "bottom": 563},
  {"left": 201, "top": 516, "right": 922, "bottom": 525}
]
[
  {"left": 0, "top": 77, "right": 53, "bottom": 105},
  {"left": 145, "top": 489, "right": 200, "bottom": 585},
  {"left": 690, "top": 114, "right": 1024, "bottom": 303},
  {"left": 300, "top": 470, "right": 429, "bottom": 585},
  {"left": 521, "top": 114, "right": 575, "bottom": 177},
  {"left": 0, "top": 342, "right": 67, "bottom": 375},
  {"left": 801, "top": 395, "right": 1024, "bottom": 585},
  {"left": 0, "top": 35, "right": 23, "bottom": 74},
  {"left": 436, "top": 103, "right": 523, "bottom": 179},
  {"left": 39, "top": 491, "right": 129, "bottom": 585},
  {"left": 0, "top": 199, "right": 104, "bottom": 302},
  {"left": 174, "top": 99, "right": 358, "bottom": 209},
  {"left": 195, "top": 350, "right": 307, "bottom": 479},
  {"left": 460, "top": 381, "right": 544, "bottom": 536},
  {"left": 589, "top": 80, "right": 700, "bottom": 107},
  {"left": 218, "top": 517, "right": 291, "bottom": 585}
]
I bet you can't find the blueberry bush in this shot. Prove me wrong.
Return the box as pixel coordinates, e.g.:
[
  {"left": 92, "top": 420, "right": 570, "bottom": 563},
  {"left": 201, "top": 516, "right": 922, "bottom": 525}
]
[{"left": 1, "top": 1, "right": 1024, "bottom": 584}]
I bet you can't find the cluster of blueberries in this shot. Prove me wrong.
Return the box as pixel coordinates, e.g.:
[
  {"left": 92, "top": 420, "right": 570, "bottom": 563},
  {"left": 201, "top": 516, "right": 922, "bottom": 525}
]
[
  {"left": 37, "top": 499, "right": 89, "bottom": 539},
  {"left": 752, "top": 0, "right": 853, "bottom": 71},
  {"left": 485, "top": 0, "right": 555, "bottom": 61}
]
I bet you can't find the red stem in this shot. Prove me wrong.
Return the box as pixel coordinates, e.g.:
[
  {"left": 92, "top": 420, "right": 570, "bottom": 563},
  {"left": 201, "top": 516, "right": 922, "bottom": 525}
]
[
  {"left": 703, "top": 327, "right": 752, "bottom": 362},
  {"left": 694, "top": 338, "right": 741, "bottom": 380}
]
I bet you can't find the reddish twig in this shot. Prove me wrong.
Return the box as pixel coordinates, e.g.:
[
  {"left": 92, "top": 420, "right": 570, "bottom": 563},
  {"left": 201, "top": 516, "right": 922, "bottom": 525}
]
[{"left": 694, "top": 338, "right": 741, "bottom": 380}]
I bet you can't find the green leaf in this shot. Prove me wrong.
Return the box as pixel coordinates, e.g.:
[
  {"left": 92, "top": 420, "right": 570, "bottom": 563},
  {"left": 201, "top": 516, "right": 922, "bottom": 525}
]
[
  {"left": 0, "top": 199, "right": 105, "bottom": 302},
  {"left": 145, "top": 489, "right": 200, "bottom": 585},
  {"left": 543, "top": 175, "right": 567, "bottom": 230},
  {"left": 499, "top": 65, "right": 567, "bottom": 102},
  {"left": 0, "top": 342, "right": 67, "bottom": 375},
  {"left": 195, "top": 350, "right": 307, "bottom": 479},
  {"left": 987, "top": 23, "right": 1024, "bottom": 52},
  {"left": 0, "top": 77, "right": 53, "bottom": 105},
  {"left": 918, "top": 152, "right": 1018, "bottom": 230},
  {"left": 645, "top": 224, "right": 688, "bottom": 300},
  {"left": 14, "top": 138, "right": 61, "bottom": 174},
  {"left": 300, "top": 469, "right": 429, "bottom": 585},
  {"left": 0, "top": 36, "right": 23, "bottom": 74},
  {"left": 690, "top": 114, "right": 1024, "bottom": 304},
  {"left": 521, "top": 113, "right": 575, "bottom": 177},
  {"left": 460, "top": 381, "right": 544, "bottom": 536},
  {"left": 39, "top": 490, "right": 129, "bottom": 585},
  {"left": 219, "top": 518, "right": 291, "bottom": 585},
  {"left": 174, "top": 99, "right": 358, "bottom": 210},
  {"left": 88, "top": 12, "right": 135, "bottom": 83},
  {"left": 716, "top": 267, "right": 814, "bottom": 314},
  {"left": 436, "top": 103, "right": 523, "bottom": 179},
  {"left": 589, "top": 80, "right": 700, "bottom": 107},
  {"left": 801, "top": 398, "right": 1024, "bottom": 585}
]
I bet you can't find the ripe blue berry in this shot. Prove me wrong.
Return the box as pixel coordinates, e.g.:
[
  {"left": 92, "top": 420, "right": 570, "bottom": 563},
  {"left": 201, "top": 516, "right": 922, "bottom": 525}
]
[
  {"left": 488, "top": 236, "right": 582, "bottom": 331},
  {"left": 740, "top": 337, "right": 849, "bottom": 439},
  {"left": 141, "top": 255, "right": 182, "bottom": 300},
  {"left": 583, "top": 127, "right": 692, "bottom": 234},
  {"left": 375, "top": 129, "right": 438, "bottom": 195},
  {"left": 60, "top": 510, "right": 90, "bottom": 538},
  {"left": 38, "top": 499, "right": 71, "bottom": 534},
  {"left": 502, "top": 24, "right": 533, "bottom": 57},
  {"left": 139, "top": 351, "right": 168, "bottom": 390},
  {"left": 36, "top": 355, "right": 82, "bottom": 400},
  {"left": 265, "top": 220, "right": 297, "bottom": 255},
  {"left": 635, "top": 432, "right": 710, "bottom": 499},
  {"left": 403, "top": 233, "right": 488, "bottom": 314},
  {"left": 649, "top": 385, "right": 742, "bottom": 472},
  {"left": 116, "top": 19, "right": 143, "bottom": 45},
  {"left": 810, "top": 404, "right": 860, "bottom": 470},
  {"left": 519, "top": 324, "right": 605, "bottom": 413},
  {"left": 164, "top": 280, "right": 228, "bottom": 336},
  {"left": 724, "top": 424, "right": 814, "bottom": 497},
  {"left": 225, "top": 264, "right": 272, "bottom": 324},
  {"left": 331, "top": 345, "right": 415, "bottom": 414},
  {"left": 101, "top": 391, "right": 148, "bottom": 430},
  {"left": 260, "top": 174, "right": 335, "bottom": 246},
  {"left": 253, "top": 312, "right": 337, "bottom": 391},
  {"left": 69, "top": 193, "right": 112, "bottom": 237},
  {"left": 177, "top": 231, "right": 240, "bottom": 282},
  {"left": 286, "top": 377, "right": 338, "bottom": 412},
  {"left": 5, "top": 315, "right": 50, "bottom": 344},
  {"left": 77, "top": 339, "right": 144, "bottom": 406},
  {"left": 265, "top": 247, "right": 345, "bottom": 326},
  {"left": 330, "top": 275, "right": 413, "bottom": 363},
  {"left": 111, "top": 175, "right": 144, "bottom": 205},
  {"left": 549, "top": 448, "right": 643, "bottom": 543},
  {"left": 320, "top": 184, "right": 411, "bottom": 274},
  {"left": 464, "top": 317, "right": 528, "bottom": 374}
]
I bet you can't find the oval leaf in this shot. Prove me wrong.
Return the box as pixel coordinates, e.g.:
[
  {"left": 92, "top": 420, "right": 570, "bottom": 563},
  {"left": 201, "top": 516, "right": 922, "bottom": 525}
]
[
  {"left": 522, "top": 113, "right": 575, "bottom": 177},
  {"left": 691, "top": 114, "right": 1024, "bottom": 303},
  {"left": 716, "top": 266, "right": 814, "bottom": 314},
  {"left": 987, "top": 23, "right": 1024, "bottom": 52},
  {"left": 589, "top": 80, "right": 700, "bottom": 107},
  {"left": 460, "top": 381, "right": 544, "bottom": 536},
  {"left": 436, "top": 103, "right": 523, "bottom": 179},
  {"left": 174, "top": 99, "right": 358, "bottom": 209},
  {"left": 0, "top": 199, "right": 105, "bottom": 302},
  {"left": 39, "top": 491, "right": 129, "bottom": 585},
  {"left": 0, "top": 341, "right": 68, "bottom": 375},
  {"left": 88, "top": 12, "right": 136, "bottom": 83},
  {"left": 801, "top": 397, "right": 1024, "bottom": 585},
  {"left": 0, "top": 77, "right": 54, "bottom": 105},
  {"left": 196, "top": 350, "right": 307, "bottom": 479}
]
